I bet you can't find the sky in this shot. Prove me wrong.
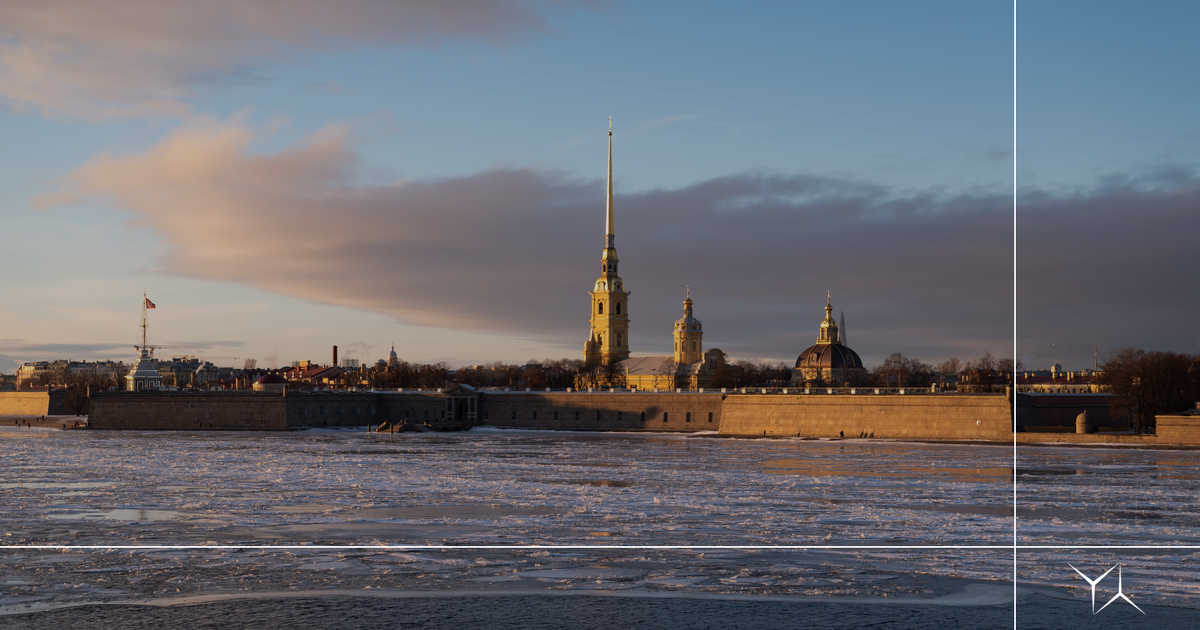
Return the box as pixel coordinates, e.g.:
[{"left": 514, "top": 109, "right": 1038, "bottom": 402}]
[{"left": 0, "top": 1, "right": 1196, "bottom": 373}]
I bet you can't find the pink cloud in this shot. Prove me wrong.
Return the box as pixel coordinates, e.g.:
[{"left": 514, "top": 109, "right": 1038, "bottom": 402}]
[{"left": 0, "top": 0, "right": 597, "bottom": 119}]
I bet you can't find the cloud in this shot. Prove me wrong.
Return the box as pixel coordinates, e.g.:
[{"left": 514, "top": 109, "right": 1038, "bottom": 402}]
[
  {"left": 0, "top": 0, "right": 596, "bottom": 120},
  {"left": 0, "top": 341, "right": 133, "bottom": 372},
  {"left": 41, "top": 117, "right": 1015, "bottom": 365},
  {"left": 1016, "top": 171, "right": 1200, "bottom": 367}
]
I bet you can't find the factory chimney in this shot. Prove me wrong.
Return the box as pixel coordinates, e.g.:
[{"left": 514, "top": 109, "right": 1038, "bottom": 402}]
[{"left": 332, "top": 345, "right": 338, "bottom": 368}]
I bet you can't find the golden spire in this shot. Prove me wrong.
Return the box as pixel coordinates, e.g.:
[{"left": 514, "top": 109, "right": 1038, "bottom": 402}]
[{"left": 605, "top": 117, "right": 614, "bottom": 247}]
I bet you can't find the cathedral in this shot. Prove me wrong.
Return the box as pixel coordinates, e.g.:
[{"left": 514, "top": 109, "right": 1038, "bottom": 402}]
[
  {"left": 581, "top": 121, "right": 725, "bottom": 390},
  {"left": 790, "top": 293, "right": 866, "bottom": 386}
]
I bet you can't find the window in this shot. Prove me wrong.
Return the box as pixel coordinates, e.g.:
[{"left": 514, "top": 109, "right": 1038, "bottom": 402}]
[
  {"left": 596, "top": 411, "right": 601, "bottom": 421},
  {"left": 598, "top": 302, "right": 604, "bottom": 314},
  {"left": 708, "top": 412, "right": 713, "bottom": 423},
  {"left": 691, "top": 341, "right": 697, "bottom": 351},
  {"left": 598, "top": 334, "right": 604, "bottom": 346},
  {"left": 553, "top": 411, "right": 558, "bottom": 421},
  {"left": 615, "top": 302, "right": 621, "bottom": 314},
  {"left": 641, "top": 411, "right": 646, "bottom": 422},
  {"left": 575, "top": 411, "right": 580, "bottom": 421},
  {"left": 663, "top": 412, "right": 669, "bottom": 423},
  {"left": 686, "top": 412, "right": 691, "bottom": 423},
  {"left": 532, "top": 411, "right": 537, "bottom": 421},
  {"left": 618, "top": 412, "right": 623, "bottom": 422},
  {"left": 616, "top": 333, "right": 622, "bottom": 346}
]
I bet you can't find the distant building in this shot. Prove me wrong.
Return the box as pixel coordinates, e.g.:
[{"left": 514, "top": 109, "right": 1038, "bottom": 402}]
[
  {"left": 619, "top": 289, "right": 726, "bottom": 391},
  {"left": 17, "top": 360, "right": 69, "bottom": 389},
  {"left": 157, "top": 356, "right": 203, "bottom": 386},
  {"left": 1015, "top": 365, "right": 1103, "bottom": 394},
  {"left": 252, "top": 373, "right": 289, "bottom": 392},
  {"left": 17, "top": 360, "right": 125, "bottom": 389},
  {"left": 791, "top": 294, "right": 866, "bottom": 386},
  {"left": 280, "top": 364, "right": 345, "bottom": 387}
]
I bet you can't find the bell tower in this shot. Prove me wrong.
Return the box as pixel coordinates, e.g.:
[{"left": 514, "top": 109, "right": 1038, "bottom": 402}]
[
  {"left": 673, "top": 286, "right": 703, "bottom": 365},
  {"left": 584, "top": 118, "right": 630, "bottom": 365}
]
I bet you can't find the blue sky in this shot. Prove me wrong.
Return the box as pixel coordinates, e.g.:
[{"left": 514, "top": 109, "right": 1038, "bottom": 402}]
[{"left": 0, "top": 1, "right": 1196, "bottom": 373}]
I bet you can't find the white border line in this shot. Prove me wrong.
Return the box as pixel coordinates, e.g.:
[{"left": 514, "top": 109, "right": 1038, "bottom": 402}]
[{"left": 1012, "top": 1, "right": 1019, "bottom": 627}]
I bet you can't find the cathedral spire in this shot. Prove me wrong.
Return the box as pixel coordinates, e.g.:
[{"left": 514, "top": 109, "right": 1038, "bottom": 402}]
[{"left": 605, "top": 117, "right": 614, "bottom": 248}]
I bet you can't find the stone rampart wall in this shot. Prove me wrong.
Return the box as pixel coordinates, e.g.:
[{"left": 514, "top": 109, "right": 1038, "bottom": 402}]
[
  {"left": 718, "top": 394, "right": 1013, "bottom": 440},
  {"left": 89, "top": 392, "right": 289, "bottom": 430},
  {"left": 1155, "top": 415, "right": 1200, "bottom": 445},
  {"left": 376, "top": 392, "right": 457, "bottom": 425},
  {"left": 0, "top": 391, "right": 67, "bottom": 416},
  {"left": 284, "top": 392, "right": 390, "bottom": 428},
  {"left": 481, "top": 392, "right": 723, "bottom": 432}
]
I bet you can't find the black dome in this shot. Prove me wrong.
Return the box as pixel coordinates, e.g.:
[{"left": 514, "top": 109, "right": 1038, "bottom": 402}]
[{"left": 795, "top": 344, "right": 863, "bottom": 370}]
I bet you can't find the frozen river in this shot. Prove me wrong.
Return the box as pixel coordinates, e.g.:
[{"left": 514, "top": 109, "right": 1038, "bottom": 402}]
[{"left": 2, "top": 426, "right": 1198, "bottom": 626}]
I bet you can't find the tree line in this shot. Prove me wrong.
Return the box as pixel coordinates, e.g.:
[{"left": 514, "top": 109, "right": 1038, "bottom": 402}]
[{"left": 1098, "top": 348, "right": 1200, "bottom": 434}]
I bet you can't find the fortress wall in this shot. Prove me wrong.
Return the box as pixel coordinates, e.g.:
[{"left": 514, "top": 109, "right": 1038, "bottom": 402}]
[
  {"left": 0, "top": 391, "right": 68, "bottom": 416},
  {"left": 375, "top": 392, "right": 457, "bottom": 425},
  {"left": 1155, "top": 415, "right": 1200, "bottom": 444},
  {"left": 481, "top": 392, "right": 723, "bottom": 432},
  {"left": 89, "top": 392, "right": 289, "bottom": 430},
  {"left": 284, "top": 392, "right": 393, "bottom": 428},
  {"left": 718, "top": 394, "right": 1013, "bottom": 440}
]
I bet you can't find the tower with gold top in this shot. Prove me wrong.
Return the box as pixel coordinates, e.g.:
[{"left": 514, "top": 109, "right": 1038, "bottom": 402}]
[
  {"left": 583, "top": 119, "right": 631, "bottom": 366},
  {"left": 673, "top": 287, "right": 703, "bottom": 365}
]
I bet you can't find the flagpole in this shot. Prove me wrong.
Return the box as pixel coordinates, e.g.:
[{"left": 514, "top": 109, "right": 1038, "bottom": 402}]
[{"left": 141, "top": 292, "right": 148, "bottom": 350}]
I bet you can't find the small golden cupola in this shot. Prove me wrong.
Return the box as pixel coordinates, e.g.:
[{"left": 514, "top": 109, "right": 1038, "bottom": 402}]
[{"left": 817, "top": 291, "right": 840, "bottom": 344}]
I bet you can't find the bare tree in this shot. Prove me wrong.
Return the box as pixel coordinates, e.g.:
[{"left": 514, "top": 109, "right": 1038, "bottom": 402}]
[
  {"left": 937, "top": 357, "right": 962, "bottom": 383},
  {"left": 653, "top": 358, "right": 679, "bottom": 391},
  {"left": 1099, "top": 348, "right": 1200, "bottom": 433}
]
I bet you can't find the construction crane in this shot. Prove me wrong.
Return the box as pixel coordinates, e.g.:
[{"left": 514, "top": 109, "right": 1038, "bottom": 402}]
[{"left": 193, "top": 356, "right": 239, "bottom": 364}]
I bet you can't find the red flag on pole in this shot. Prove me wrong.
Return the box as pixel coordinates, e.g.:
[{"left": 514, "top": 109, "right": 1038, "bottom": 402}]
[{"left": 145, "top": 298, "right": 156, "bottom": 309}]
